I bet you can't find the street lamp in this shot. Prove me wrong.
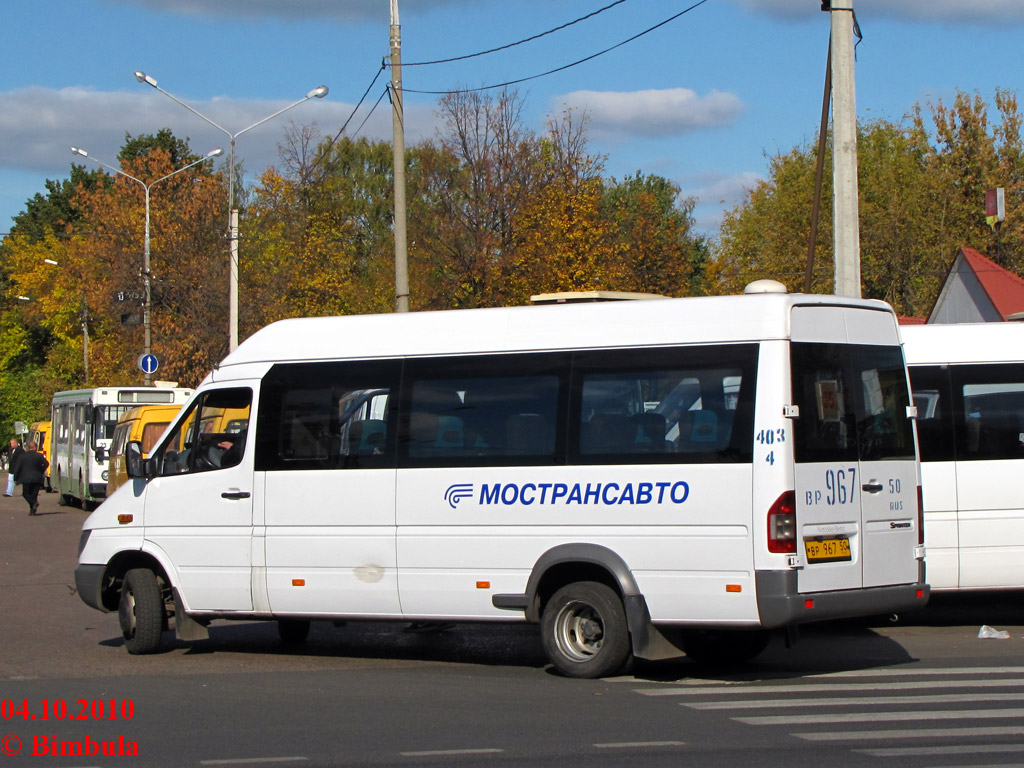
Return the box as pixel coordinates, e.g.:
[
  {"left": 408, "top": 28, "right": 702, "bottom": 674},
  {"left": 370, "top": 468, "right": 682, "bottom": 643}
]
[
  {"left": 70, "top": 146, "right": 224, "bottom": 385},
  {"left": 133, "top": 71, "right": 329, "bottom": 352}
]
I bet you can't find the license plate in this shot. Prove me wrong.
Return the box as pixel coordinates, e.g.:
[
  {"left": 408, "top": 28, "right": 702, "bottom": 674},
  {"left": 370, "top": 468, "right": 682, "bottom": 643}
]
[{"left": 805, "top": 537, "right": 851, "bottom": 563}]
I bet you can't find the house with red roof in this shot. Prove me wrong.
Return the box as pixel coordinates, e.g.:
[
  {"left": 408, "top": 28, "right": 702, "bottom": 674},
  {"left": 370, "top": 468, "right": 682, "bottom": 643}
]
[{"left": 927, "top": 247, "right": 1024, "bottom": 323}]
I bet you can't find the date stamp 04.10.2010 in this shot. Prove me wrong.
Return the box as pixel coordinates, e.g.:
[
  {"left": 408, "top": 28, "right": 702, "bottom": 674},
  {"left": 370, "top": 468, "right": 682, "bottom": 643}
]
[{"left": 1, "top": 698, "right": 139, "bottom": 757}]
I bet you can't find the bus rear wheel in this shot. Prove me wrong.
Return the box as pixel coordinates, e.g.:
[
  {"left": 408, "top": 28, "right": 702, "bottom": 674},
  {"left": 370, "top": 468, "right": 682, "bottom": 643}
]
[{"left": 541, "top": 581, "right": 631, "bottom": 678}]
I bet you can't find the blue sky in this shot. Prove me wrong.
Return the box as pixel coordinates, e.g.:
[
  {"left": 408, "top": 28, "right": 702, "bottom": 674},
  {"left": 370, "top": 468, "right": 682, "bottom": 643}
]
[{"left": 2, "top": 0, "right": 1023, "bottom": 237}]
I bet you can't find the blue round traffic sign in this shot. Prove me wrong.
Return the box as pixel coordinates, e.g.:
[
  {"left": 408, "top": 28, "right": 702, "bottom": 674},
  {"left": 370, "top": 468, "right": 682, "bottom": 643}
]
[{"left": 138, "top": 353, "right": 159, "bottom": 375}]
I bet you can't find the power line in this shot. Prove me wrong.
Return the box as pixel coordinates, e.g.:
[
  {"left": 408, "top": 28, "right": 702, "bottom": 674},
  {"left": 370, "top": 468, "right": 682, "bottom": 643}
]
[
  {"left": 330, "top": 62, "right": 388, "bottom": 144},
  {"left": 398, "top": 0, "right": 711, "bottom": 96},
  {"left": 353, "top": 87, "right": 390, "bottom": 139},
  {"left": 403, "top": 0, "right": 629, "bottom": 67}
]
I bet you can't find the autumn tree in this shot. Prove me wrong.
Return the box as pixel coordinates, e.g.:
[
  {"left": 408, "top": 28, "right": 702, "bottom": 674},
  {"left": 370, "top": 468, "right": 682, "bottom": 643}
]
[
  {"left": 1, "top": 132, "right": 227, "bottom": 400},
  {"left": 243, "top": 133, "right": 395, "bottom": 331},
  {"left": 410, "top": 89, "right": 544, "bottom": 309},
  {"left": 915, "top": 89, "right": 1024, "bottom": 275},
  {"left": 712, "top": 89, "right": 1024, "bottom": 317},
  {"left": 603, "top": 173, "right": 708, "bottom": 296}
]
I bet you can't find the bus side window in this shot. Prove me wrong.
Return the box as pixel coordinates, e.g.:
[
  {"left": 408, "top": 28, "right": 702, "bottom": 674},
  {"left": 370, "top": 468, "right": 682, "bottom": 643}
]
[
  {"left": 255, "top": 360, "right": 401, "bottom": 471},
  {"left": 573, "top": 346, "right": 756, "bottom": 464},
  {"left": 157, "top": 389, "right": 252, "bottom": 475},
  {"left": 908, "top": 365, "right": 955, "bottom": 463},
  {"left": 955, "top": 364, "right": 1024, "bottom": 461},
  {"left": 401, "top": 354, "right": 566, "bottom": 467}
]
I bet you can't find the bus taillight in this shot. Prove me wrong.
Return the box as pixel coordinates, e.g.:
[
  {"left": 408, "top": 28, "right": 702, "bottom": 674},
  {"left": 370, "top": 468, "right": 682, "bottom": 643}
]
[{"left": 768, "top": 491, "right": 797, "bottom": 553}]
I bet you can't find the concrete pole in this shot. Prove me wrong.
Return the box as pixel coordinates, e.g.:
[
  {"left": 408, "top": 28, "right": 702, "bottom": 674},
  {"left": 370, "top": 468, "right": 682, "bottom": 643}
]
[
  {"left": 830, "top": 0, "right": 861, "bottom": 298},
  {"left": 391, "top": 0, "right": 410, "bottom": 313},
  {"left": 143, "top": 188, "right": 153, "bottom": 385},
  {"left": 229, "top": 207, "right": 239, "bottom": 351},
  {"left": 81, "top": 291, "right": 90, "bottom": 387}
]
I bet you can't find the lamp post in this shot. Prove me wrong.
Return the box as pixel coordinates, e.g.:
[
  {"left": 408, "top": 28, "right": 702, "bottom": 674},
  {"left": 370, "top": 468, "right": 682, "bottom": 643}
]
[
  {"left": 133, "top": 71, "right": 329, "bottom": 352},
  {"left": 70, "top": 146, "right": 224, "bottom": 385}
]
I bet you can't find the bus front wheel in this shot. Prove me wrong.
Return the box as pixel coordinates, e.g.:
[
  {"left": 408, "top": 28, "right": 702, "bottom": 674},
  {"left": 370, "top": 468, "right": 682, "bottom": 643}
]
[
  {"left": 119, "top": 569, "right": 164, "bottom": 655},
  {"left": 541, "top": 581, "right": 631, "bottom": 678}
]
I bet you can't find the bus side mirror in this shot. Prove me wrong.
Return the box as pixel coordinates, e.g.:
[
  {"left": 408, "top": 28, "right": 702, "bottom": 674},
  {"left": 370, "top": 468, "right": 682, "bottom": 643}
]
[{"left": 125, "top": 441, "right": 152, "bottom": 479}]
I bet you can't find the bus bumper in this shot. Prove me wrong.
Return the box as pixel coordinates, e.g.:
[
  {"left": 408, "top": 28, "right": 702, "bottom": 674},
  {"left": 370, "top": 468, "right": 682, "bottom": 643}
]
[
  {"left": 755, "top": 570, "right": 930, "bottom": 628},
  {"left": 75, "top": 564, "right": 108, "bottom": 613}
]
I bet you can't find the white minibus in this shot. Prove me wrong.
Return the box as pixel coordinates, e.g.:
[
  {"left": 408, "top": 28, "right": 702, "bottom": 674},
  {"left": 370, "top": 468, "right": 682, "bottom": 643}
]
[
  {"left": 902, "top": 322, "right": 1024, "bottom": 591},
  {"left": 76, "top": 287, "right": 927, "bottom": 677},
  {"left": 51, "top": 386, "right": 193, "bottom": 509}
]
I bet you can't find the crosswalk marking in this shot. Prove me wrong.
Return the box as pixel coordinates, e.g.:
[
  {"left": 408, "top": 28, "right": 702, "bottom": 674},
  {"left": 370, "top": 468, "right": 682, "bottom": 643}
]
[
  {"left": 855, "top": 743, "right": 1024, "bottom": 758},
  {"left": 795, "top": 726, "right": 1024, "bottom": 742},
  {"left": 637, "top": 677, "right": 1024, "bottom": 696},
  {"left": 807, "top": 665, "right": 1024, "bottom": 679},
  {"left": 737, "top": 707, "right": 1024, "bottom": 726},
  {"left": 686, "top": 692, "right": 1022, "bottom": 709},
  {"left": 633, "top": 666, "right": 1024, "bottom": 758}
]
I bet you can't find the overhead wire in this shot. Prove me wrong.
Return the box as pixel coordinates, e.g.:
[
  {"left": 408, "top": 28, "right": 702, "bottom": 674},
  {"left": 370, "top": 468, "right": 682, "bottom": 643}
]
[
  {"left": 329, "top": 62, "right": 388, "bottom": 144},
  {"left": 353, "top": 87, "right": 391, "bottom": 139},
  {"left": 397, "top": 0, "right": 711, "bottom": 96},
  {"left": 402, "top": 0, "right": 629, "bottom": 67}
]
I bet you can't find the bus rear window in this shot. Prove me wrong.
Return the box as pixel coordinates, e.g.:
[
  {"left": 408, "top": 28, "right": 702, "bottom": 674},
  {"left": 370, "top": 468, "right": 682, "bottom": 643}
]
[{"left": 791, "top": 343, "right": 914, "bottom": 463}]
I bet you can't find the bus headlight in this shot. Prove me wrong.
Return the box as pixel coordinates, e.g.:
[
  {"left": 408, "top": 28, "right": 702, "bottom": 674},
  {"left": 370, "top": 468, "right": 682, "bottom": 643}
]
[{"left": 101, "top": 470, "right": 109, "bottom": 481}]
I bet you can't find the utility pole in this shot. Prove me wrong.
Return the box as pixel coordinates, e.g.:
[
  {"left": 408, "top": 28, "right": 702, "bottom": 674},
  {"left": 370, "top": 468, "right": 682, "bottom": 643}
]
[
  {"left": 828, "top": 0, "right": 861, "bottom": 298},
  {"left": 81, "top": 291, "right": 90, "bottom": 387},
  {"left": 391, "top": 0, "right": 410, "bottom": 313}
]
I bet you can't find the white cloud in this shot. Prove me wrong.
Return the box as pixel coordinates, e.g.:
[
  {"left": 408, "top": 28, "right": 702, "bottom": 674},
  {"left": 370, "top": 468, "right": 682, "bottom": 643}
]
[
  {"left": 555, "top": 88, "right": 744, "bottom": 142},
  {"left": 735, "top": 0, "right": 1024, "bottom": 25},
  {"left": 104, "top": 0, "right": 475, "bottom": 22},
  {"left": 0, "top": 86, "right": 437, "bottom": 178}
]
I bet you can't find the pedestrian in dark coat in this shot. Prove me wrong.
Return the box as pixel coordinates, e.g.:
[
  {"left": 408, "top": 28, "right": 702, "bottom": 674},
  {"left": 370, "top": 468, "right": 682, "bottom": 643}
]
[{"left": 17, "top": 441, "right": 48, "bottom": 516}]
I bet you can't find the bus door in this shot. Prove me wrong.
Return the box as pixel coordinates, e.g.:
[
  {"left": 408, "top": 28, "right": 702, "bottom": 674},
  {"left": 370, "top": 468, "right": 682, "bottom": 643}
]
[
  {"left": 950, "top": 365, "right": 1024, "bottom": 588},
  {"left": 143, "top": 386, "right": 255, "bottom": 612},
  {"left": 257, "top": 361, "right": 402, "bottom": 617},
  {"left": 790, "top": 308, "right": 920, "bottom": 593}
]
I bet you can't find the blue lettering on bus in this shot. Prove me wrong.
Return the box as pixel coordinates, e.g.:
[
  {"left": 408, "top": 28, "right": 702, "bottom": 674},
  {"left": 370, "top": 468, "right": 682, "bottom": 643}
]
[{"left": 462, "top": 481, "right": 692, "bottom": 507}]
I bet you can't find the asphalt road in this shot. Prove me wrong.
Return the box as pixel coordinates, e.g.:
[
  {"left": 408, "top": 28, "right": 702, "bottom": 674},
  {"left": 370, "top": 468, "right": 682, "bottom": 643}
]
[{"left": 4, "top": 486, "right": 1024, "bottom": 767}]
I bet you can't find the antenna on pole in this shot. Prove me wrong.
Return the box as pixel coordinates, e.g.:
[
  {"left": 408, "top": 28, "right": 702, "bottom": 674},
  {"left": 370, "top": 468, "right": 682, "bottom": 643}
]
[{"left": 391, "top": 0, "right": 410, "bottom": 313}]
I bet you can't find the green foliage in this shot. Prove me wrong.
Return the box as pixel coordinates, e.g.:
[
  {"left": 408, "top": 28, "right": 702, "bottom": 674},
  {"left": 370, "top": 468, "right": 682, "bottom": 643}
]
[
  {"left": 7, "top": 166, "right": 109, "bottom": 243},
  {"left": 119, "top": 128, "right": 198, "bottom": 168}
]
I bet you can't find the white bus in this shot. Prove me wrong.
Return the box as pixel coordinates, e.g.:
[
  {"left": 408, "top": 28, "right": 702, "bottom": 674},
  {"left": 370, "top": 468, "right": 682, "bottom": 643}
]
[
  {"left": 902, "top": 322, "right": 1024, "bottom": 592},
  {"left": 51, "top": 386, "right": 193, "bottom": 509},
  {"left": 76, "top": 287, "right": 927, "bottom": 677}
]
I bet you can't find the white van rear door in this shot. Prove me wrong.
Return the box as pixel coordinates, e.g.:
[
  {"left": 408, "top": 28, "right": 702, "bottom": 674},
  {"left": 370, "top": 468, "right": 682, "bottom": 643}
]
[{"left": 790, "top": 307, "right": 920, "bottom": 593}]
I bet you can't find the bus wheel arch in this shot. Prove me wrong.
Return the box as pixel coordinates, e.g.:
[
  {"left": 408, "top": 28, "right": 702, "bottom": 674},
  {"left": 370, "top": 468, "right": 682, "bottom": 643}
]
[
  {"left": 526, "top": 545, "right": 650, "bottom": 677},
  {"left": 102, "top": 552, "right": 173, "bottom": 618}
]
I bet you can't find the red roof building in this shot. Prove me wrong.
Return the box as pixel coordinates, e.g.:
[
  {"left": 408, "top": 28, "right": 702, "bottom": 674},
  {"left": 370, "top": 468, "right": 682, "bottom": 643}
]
[{"left": 927, "top": 247, "right": 1024, "bottom": 324}]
